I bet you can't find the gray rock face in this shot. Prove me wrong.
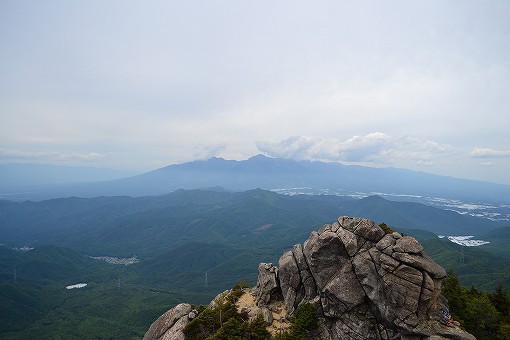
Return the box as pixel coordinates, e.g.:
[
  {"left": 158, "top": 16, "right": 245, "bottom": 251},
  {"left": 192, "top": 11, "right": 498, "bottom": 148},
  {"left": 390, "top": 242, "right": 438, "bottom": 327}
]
[
  {"left": 144, "top": 303, "right": 193, "bottom": 340},
  {"left": 254, "top": 263, "right": 281, "bottom": 306},
  {"left": 255, "top": 216, "right": 475, "bottom": 340}
]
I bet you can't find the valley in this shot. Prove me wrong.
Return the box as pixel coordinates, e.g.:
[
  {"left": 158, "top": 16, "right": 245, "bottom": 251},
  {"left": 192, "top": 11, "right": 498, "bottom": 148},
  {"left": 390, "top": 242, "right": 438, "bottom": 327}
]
[{"left": 1, "top": 188, "right": 509, "bottom": 338}]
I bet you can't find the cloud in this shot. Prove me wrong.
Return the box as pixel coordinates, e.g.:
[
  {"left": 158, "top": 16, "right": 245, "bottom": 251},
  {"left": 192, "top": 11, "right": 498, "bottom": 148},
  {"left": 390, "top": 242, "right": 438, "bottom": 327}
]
[
  {"left": 470, "top": 148, "right": 510, "bottom": 158},
  {"left": 257, "top": 133, "right": 459, "bottom": 166},
  {"left": 338, "top": 133, "right": 392, "bottom": 162},
  {"left": 255, "top": 136, "right": 322, "bottom": 160},
  {"left": 0, "top": 149, "right": 106, "bottom": 162},
  {"left": 192, "top": 144, "right": 226, "bottom": 160},
  {"left": 255, "top": 132, "right": 393, "bottom": 162}
]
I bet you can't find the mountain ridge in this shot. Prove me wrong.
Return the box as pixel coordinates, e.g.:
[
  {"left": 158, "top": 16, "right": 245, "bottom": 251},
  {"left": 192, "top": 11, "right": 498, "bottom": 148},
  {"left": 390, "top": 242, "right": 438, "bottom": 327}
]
[
  {"left": 1, "top": 189, "right": 505, "bottom": 256},
  {"left": 2, "top": 155, "right": 509, "bottom": 203}
]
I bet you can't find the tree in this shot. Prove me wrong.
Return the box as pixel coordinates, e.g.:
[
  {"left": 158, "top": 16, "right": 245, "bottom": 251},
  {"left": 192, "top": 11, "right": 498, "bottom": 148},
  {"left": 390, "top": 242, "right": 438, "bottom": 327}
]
[
  {"left": 275, "top": 303, "right": 319, "bottom": 340},
  {"left": 463, "top": 293, "right": 501, "bottom": 338},
  {"left": 211, "top": 314, "right": 270, "bottom": 340},
  {"left": 489, "top": 283, "right": 510, "bottom": 318},
  {"left": 443, "top": 270, "right": 467, "bottom": 321},
  {"left": 443, "top": 270, "right": 508, "bottom": 339}
]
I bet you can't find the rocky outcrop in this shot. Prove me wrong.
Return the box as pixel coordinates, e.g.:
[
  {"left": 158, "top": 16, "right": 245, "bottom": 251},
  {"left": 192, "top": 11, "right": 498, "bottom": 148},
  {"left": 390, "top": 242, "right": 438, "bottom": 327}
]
[
  {"left": 255, "top": 263, "right": 282, "bottom": 306},
  {"left": 254, "top": 216, "right": 475, "bottom": 339},
  {"left": 145, "top": 216, "right": 475, "bottom": 340},
  {"left": 143, "top": 303, "right": 198, "bottom": 340}
]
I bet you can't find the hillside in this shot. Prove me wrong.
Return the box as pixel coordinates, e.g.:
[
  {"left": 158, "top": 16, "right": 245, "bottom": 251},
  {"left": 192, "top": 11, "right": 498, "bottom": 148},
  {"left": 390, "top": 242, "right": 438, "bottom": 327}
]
[
  {"left": 1, "top": 190, "right": 505, "bottom": 258},
  {"left": 0, "top": 244, "right": 170, "bottom": 339},
  {"left": 1, "top": 189, "right": 508, "bottom": 297}
]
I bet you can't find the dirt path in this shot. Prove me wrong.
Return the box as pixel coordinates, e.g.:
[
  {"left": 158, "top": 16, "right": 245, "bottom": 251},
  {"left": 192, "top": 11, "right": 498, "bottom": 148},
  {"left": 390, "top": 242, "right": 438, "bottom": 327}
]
[{"left": 235, "top": 289, "right": 290, "bottom": 336}]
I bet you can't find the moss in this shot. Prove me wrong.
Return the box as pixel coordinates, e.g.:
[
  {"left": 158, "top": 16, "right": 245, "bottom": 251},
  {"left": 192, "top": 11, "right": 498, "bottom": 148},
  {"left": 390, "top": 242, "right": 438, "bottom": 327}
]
[{"left": 378, "top": 222, "right": 395, "bottom": 234}]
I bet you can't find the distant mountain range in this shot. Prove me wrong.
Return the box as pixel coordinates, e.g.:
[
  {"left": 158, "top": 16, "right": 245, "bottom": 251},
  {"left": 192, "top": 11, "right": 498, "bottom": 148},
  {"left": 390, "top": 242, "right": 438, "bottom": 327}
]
[
  {"left": 1, "top": 155, "right": 509, "bottom": 204},
  {"left": 0, "top": 163, "right": 139, "bottom": 189},
  {"left": 1, "top": 188, "right": 508, "bottom": 294},
  {"left": 0, "top": 189, "right": 507, "bottom": 257}
]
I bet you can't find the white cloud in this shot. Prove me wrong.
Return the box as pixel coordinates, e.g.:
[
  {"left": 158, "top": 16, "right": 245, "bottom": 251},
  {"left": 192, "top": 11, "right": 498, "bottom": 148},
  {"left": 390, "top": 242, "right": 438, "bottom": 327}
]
[
  {"left": 256, "top": 133, "right": 458, "bottom": 165},
  {"left": 192, "top": 144, "right": 226, "bottom": 160},
  {"left": 470, "top": 148, "right": 510, "bottom": 158},
  {"left": 256, "top": 136, "right": 320, "bottom": 160},
  {"left": 339, "top": 133, "right": 392, "bottom": 162}
]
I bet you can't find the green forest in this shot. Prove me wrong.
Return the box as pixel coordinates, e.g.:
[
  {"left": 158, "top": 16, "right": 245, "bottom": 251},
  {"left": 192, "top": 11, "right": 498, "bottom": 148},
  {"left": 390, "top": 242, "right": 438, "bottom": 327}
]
[{"left": 443, "top": 271, "right": 510, "bottom": 339}]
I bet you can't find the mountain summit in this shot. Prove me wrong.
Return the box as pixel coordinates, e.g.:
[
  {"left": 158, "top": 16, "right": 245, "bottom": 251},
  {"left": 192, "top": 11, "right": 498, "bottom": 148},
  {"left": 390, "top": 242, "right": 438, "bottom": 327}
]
[
  {"left": 5, "top": 155, "right": 509, "bottom": 203},
  {"left": 145, "top": 216, "right": 475, "bottom": 339}
]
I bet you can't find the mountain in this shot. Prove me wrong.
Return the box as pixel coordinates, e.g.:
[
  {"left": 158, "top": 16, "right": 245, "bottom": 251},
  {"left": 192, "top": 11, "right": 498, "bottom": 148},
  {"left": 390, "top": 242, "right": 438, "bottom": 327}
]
[
  {"left": 0, "top": 244, "right": 101, "bottom": 284},
  {"left": 420, "top": 238, "right": 510, "bottom": 290},
  {"left": 1, "top": 188, "right": 507, "bottom": 296},
  {"left": 1, "top": 189, "right": 505, "bottom": 259},
  {"left": 335, "top": 195, "right": 496, "bottom": 235},
  {"left": 471, "top": 226, "right": 510, "bottom": 262},
  {"left": 2, "top": 155, "right": 509, "bottom": 204}
]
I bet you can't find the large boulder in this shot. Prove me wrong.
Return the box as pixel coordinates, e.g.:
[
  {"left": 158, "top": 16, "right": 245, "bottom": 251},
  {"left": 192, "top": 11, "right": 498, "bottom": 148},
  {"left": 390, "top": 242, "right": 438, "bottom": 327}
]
[
  {"left": 144, "top": 303, "right": 197, "bottom": 340},
  {"left": 253, "top": 216, "right": 475, "bottom": 340}
]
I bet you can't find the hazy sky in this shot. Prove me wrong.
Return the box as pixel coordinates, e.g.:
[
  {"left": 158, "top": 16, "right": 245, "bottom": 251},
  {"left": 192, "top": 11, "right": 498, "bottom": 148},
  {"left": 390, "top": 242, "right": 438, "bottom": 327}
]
[{"left": 1, "top": 1, "right": 509, "bottom": 184}]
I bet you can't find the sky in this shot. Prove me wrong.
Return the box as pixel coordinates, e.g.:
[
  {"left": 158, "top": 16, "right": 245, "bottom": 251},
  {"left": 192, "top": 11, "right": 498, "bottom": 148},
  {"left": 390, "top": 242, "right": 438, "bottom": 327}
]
[{"left": 0, "top": 1, "right": 509, "bottom": 184}]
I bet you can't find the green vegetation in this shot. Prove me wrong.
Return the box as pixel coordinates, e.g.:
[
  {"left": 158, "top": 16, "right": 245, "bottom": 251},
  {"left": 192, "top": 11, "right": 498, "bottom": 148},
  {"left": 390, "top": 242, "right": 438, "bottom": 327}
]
[
  {"left": 184, "top": 285, "right": 270, "bottom": 340},
  {"left": 378, "top": 222, "right": 395, "bottom": 234},
  {"left": 421, "top": 238, "right": 510, "bottom": 291},
  {"left": 443, "top": 270, "right": 510, "bottom": 339},
  {"left": 477, "top": 227, "right": 510, "bottom": 260},
  {"left": 211, "top": 315, "right": 269, "bottom": 340},
  {"left": 274, "top": 303, "right": 319, "bottom": 340},
  {"left": 184, "top": 289, "right": 319, "bottom": 340},
  {"left": 0, "top": 245, "right": 191, "bottom": 339},
  {"left": 0, "top": 279, "right": 180, "bottom": 339},
  {"left": 1, "top": 190, "right": 505, "bottom": 258}
]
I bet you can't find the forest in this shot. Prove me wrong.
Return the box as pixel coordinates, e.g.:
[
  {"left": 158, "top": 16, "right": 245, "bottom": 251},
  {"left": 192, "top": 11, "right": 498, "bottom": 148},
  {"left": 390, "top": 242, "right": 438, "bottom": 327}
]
[{"left": 443, "top": 271, "right": 510, "bottom": 339}]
